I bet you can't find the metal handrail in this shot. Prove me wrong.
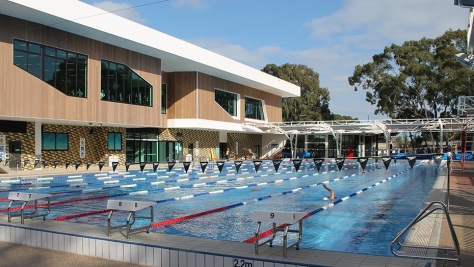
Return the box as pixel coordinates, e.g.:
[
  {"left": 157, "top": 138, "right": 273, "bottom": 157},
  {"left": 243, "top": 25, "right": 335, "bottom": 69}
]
[{"left": 390, "top": 201, "right": 461, "bottom": 266}]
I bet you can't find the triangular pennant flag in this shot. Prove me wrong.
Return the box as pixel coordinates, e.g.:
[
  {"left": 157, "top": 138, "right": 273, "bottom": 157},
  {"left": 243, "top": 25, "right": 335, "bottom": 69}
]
[
  {"left": 382, "top": 157, "right": 391, "bottom": 170},
  {"left": 75, "top": 161, "right": 81, "bottom": 170},
  {"left": 293, "top": 159, "right": 303, "bottom": 172},
  {"left": 86, "top": 161, "right": 93, "bottom": 170},
  {"left": 253, "top": 160, "right": 262, "bottom": 173},
  {"left": 200, "top": 161, "right": 208, "bottom": 173},
  {"left": 336, "top": 158, "right": 345, "bottom": 171},
  {"left": 272, "top": 159, "right": 282, "bottom": 172},
  {"left": 42, "top": 160, "right": 49, "bottom": 168},
  {"left": 54, "top": 160, "right": 60, "bottom": 169},
  {"left": 152, "top": 162, "right": 159, "bottom": 172},
  {"left": 183, "top": 162, "right": 191, "bottom": 173},
  {"left": 358, "top": 157, "right": 368, "bottom": 172},
  {"left": 112, "top": 161, "right": 118, "bottom": 172},
  {"left": 168, "top": 162, "right": 176, "bottom": 172},
  {"left": 139, "top": 162, "right": 146, "bottom": 172},
  {"left": 313, "top": 158, "right": 324, "bottom": 172},
  {"left": 34, "top": 159, "right": 40, "bottom": 168},
  {"left": 407, "top": 156, "right": 416, "bottom": 169},
  {"left": 234, "top": 160, "right": 243, "bottom": 173},
  {"left": 125, "top": 162, "right": 131, "bottom": 172},
  {"left": 98, "top": 161, "right": 105, "bottom": 171},
  {"left": 65, "top": 160, "right": 71, "bottom": 169},
  {"left": 433, "top": 154, "right": 443, "bottom": 167},
  {"left": 216, "top": 161, "right": 225, "bottom": 173}
]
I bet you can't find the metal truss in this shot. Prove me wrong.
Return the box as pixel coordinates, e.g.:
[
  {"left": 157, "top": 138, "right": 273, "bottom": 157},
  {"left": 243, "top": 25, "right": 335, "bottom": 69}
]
[{"left": 243, "top": 117, "right": 474, "bottom": 136}]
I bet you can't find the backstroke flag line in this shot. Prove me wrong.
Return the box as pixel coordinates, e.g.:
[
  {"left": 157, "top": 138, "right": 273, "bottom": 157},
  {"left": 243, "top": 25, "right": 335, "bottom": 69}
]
[
  {"left": 313, "top": 158, "right": 324, "bottom": 172},
  {"left": 292, "top": 159, "right": 302, "bottom": 172},
  {"left": 382, "top": 157, "right": 391, "bottom": 170},
  {"left": 112, "top": 161, "right": 118, "bottom": 172},
  {"left": 272, "top": 159, "right": 282, "bottom": 172},
  {"left": 358, "top": 157, "right": 368, "bottom": 172},
  {"left": 139, "top": 162, "right": 146, "bottom": 172},
  {"left": 183, "top": 162, "right": 191, "bottom": 173},
  {"left": 336, "top": 158, "right": 345, "bottom": 171},
  {"left": 200, "top": 161, "right": 208, "bottom": 173},
  {"left": 253, "top": 160, "right": 262, "bottom": 173},
  {"left": 407, "top": 156, "right": 416, "bottom": 169},
  {"left": 217, "top": 161, "right": 225, "bottom": 173},
  {"left": 234, "top": 160, "right": 242, "bottom": 173},
  {"left": 168, "top": 162, "right": 175, "bottom": 172}
]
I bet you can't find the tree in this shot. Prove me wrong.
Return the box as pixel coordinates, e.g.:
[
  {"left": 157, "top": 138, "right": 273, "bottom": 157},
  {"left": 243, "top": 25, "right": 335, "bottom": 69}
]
[
  {"left": 348, "top": 29, "right": 474, "bottom": 120},
  {"left": 262, "top": 63, "right": 332, "bottom": 121}
]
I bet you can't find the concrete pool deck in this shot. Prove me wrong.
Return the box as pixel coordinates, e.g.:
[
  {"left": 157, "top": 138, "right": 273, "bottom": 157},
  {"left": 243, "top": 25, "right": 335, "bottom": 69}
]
[{"left": 0, "top": 161, "right": 471, "bottom": 267}]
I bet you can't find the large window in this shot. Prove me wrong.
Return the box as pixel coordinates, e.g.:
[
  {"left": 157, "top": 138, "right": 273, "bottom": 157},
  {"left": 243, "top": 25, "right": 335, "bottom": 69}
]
[
  {"left": 215, "top": 89, "right": 238, "bottom": 117},
  {"left": 161, "top": 83, "right": 167, "bottom": 114},
  {"left": 101, "top": 60, "right": 152, "bottom": 107},
  {"left": 108, "top": 132, "right": 122, "bottom": 151},
  {"left": 245, "top": 97, "right": 265, "bottom": 120},
  {"left": 42, "top": 133, "right": 69, "bottom": 151},
  {"left": 13, "top": 39, "right": 87, "bottom": 97}
]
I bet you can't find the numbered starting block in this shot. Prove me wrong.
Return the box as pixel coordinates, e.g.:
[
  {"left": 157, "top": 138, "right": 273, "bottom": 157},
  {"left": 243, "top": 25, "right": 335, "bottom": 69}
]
[
  {"left": 106, "top": 200, "right": 156, "bottom": 239},
  {"left": 8, "top": 192, "right": 53, "bottom": 224},
  {"left": 252, "top": 210, "right": 306, "bottom": 258}
]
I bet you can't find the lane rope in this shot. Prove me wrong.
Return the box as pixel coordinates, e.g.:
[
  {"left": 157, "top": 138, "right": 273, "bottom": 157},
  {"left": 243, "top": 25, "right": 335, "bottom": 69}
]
[{"left": 242, "top": 161, "right": 426, "bottom": 243}]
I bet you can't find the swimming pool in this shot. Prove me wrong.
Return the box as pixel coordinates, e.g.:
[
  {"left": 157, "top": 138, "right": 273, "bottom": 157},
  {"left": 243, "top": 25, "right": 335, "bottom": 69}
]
[{"left": 0, "top": 158, "right": 440, "bottom": 257}]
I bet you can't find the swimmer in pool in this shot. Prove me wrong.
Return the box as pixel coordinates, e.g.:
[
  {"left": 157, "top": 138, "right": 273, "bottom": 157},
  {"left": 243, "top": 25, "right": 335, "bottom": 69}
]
[{"left": 322, "top": 183, "right": 335, "bottom": 200}]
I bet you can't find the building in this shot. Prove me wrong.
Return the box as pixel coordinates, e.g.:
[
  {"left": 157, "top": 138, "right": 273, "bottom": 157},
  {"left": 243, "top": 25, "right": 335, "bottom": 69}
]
[{"left": 0, "top": 0, "right": 300, "bottom": 170}]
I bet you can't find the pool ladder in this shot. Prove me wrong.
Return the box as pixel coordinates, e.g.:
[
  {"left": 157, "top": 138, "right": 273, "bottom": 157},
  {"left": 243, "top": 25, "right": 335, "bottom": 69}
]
[{"left": 390, "top": 201, "right": 461, "bottom": 267}]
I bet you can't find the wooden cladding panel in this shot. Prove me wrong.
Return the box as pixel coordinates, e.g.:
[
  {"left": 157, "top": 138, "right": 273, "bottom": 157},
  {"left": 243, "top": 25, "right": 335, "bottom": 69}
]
[
  {"left": 0, "top": 15, "right": 162, "bottom": 127},
  {"left": 167, "top": 72, "right": 197, "bottom": 119}
]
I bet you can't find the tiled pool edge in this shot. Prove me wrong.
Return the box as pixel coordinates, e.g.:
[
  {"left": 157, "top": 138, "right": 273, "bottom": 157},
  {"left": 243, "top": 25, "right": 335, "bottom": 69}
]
[{"left": 0, "top": 215, "right": 428, "bottom": 267}]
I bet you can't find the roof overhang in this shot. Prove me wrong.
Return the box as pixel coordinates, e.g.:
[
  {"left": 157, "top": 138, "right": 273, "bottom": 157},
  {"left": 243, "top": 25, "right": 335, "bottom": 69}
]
[{"left": 0, "top": 0, "right": 300, "bottom": 98}]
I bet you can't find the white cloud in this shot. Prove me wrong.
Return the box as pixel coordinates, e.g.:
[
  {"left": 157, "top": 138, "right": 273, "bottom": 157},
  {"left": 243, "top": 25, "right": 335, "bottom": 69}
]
[
  {"left": 306, "top": 0, "right": 467, "bottom": 49},
  {"left": 191, "top": 38, "right": 283, "bottom": 69},
  {"left": 90, "top": 1, "right": 146, "bottom": 23}
]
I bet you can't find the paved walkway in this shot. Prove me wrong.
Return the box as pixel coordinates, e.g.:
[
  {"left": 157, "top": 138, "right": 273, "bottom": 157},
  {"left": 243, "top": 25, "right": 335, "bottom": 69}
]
[
  {"left": 437, "top": 161, "right": 474, "bottom": 267},
  {"left": 0, "top": 161, "right": 473, "bottom": 266}
]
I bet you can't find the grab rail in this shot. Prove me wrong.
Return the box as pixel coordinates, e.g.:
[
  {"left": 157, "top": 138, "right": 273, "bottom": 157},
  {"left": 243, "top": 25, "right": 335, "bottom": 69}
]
[{"left": 390, "top": 201, "right": 461, "bottom": 266}]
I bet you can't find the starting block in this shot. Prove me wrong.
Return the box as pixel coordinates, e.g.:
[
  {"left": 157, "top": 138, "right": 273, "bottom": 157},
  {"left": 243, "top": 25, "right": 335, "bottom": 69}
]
[
  {"left": 252, "top": 210, "right": 306, "bottom": 258},
  {"left": 106, "top": 199, "right": 156, "bottom": 239},
  {"left": 8, "top": 192, "right": 53, "bottom": 224}
]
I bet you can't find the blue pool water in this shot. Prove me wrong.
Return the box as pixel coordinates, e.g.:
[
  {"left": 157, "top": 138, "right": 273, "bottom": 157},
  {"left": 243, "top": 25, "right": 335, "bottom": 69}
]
[{"left": 0, "top": 159, "right": 441, "bottom": 256}]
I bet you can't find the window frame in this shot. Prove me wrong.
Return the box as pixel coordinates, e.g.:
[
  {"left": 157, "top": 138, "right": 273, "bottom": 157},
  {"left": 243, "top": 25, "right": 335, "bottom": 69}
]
[
  {"left": 244, "top": 96, "right": 266, "bottom": 121},
  {"left": 13, "top": 39, "right": 88, "bottom": 98},
  {"left": 215, "top": 88, "right": 240, "bottom": 118},
  {"left": 42, "top": 132, "right": 69, "bottom": 151},
  {"left": 107, "top": 132, "right": 122, "bottom": 151},
  {"left": 161, "top": 83, "right": 167, "bottom": 114},
  {"left": 100, "top": 59, "right": 153, "bottom": 107}
]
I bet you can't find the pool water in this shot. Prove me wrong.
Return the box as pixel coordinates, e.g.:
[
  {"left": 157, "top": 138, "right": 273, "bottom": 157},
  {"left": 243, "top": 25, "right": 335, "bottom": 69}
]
[{"left": 0, "top": 159, "right": 441, "bottom": 256}]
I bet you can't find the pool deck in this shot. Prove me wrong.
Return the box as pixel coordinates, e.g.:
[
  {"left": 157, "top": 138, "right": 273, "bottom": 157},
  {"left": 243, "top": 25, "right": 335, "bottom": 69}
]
[{"left": 0, "top": 162, "right": 472, "bottom": 267}]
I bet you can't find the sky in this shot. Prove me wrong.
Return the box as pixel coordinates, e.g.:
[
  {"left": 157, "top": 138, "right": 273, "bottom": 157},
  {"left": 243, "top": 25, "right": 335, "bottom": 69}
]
[{"left": 81, "top": 0, "right": 468, "bottom": 120}]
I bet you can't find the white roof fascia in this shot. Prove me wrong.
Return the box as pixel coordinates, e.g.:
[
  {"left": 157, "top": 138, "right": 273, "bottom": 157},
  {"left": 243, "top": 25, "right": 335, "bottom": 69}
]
[{"left": 0, "top": 0, "right": 300, "bottom": 98}]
